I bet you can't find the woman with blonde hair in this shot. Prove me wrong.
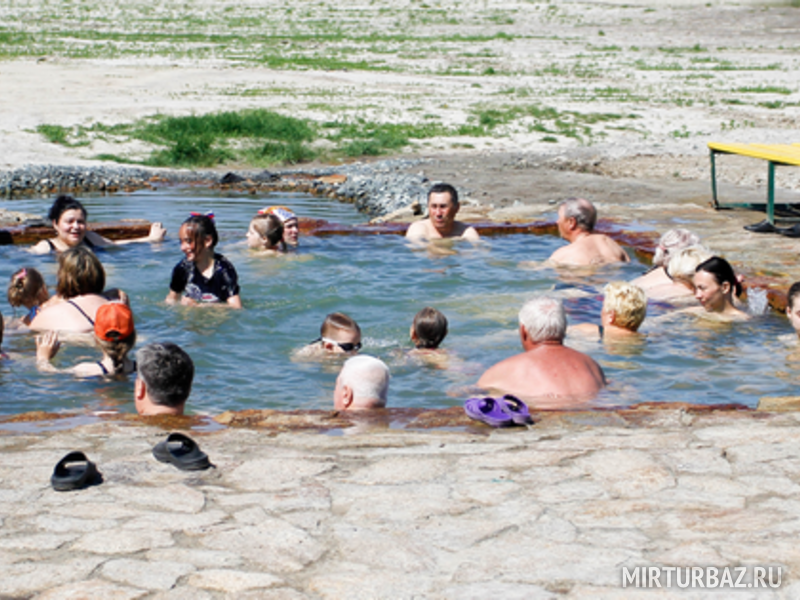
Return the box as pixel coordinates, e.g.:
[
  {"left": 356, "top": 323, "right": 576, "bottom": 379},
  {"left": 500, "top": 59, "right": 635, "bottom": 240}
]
[
  {"left": 570, "top": 282, "right": 647, "bottom": 340},
  {"left": 646, "top": 245, "right": 714, "bottom": 302},
  {"left": 632, "top": 228, "right": 701, "bottom": 291}
]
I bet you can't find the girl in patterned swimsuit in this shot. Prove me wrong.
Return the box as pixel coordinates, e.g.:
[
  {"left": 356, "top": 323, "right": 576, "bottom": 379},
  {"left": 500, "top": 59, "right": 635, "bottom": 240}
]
[{"left": 166, "top": 213, "right": 242, "bottom": 308}]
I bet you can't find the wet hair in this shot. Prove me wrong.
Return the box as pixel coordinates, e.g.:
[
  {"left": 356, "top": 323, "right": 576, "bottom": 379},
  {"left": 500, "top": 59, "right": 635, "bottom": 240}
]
[
  {"left": 603, "top": 282, "right": 647, "bottom": 331},
  {"left": 412, "top": 307, "right": 448, "bottom": 349},
  {"left": 137, "top": 342, "right": 194, "bottom": 408},
  {"left": 696, "top": 256, "right": 743, "bottom": 298},
  {"left": 181, "top": 214, "right": 219, "bottom": 252},
  {"left": 8, "top": 267, "right": 47, "bottom": 308},
  {"left": 788, "top": 282, "right": 800, "bottom": 311},
  {"left": 653, "top": 228, "right": 701, "bottom": 267},
  {"left": 339, "top": 355, "right": 390, "bottom": 407},
  {"left": 427, "top": 183, "right": 459, "bottom": 206},
  {"left": 98, "top": 330, "right": 137, "bottom": 375},
  {"left": 519, "top": 295, "right": 567, "bottom": 343},
  {"left": 321, "top": 312, "right": 361, "bottom": 339},
  {"left": 250, "top": 213, "right": 285, "bottom": 249},
  {"left": 559, "top": 197, "right": 596, "bottom": 231},
  {"left": 48, "top": 195, "right": 87, "bottom": 224},
  {"left": 56, "top": 247, "right": 105, "bottom": 299},
  {"left": 666, "top": 246, "right": 713, "bottom": 284}
]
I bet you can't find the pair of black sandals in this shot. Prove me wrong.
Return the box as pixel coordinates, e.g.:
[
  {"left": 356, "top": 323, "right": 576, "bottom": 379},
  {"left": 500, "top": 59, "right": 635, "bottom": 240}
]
[
  {"left": 51, "top": 432, "right": 213, "bottom": 492},
  {"left": 744, "top": 219, "right": 800, "bottom": 237}
]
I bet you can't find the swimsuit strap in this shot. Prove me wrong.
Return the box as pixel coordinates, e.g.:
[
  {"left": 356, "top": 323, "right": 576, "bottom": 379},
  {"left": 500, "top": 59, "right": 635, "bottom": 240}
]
[
  {"left": 66, "top": 300, "right": 95, "bottom": 326},
  {"left": 598, "top": 324, "right": 604, "bottom": 341},
  {"left": 96, "top": 361, "right": 109, "bottom": 375},
  {"left": 47, "top": 239, "right": 57, "bottom": 251},
  {"left": 26, "top": 305, "right": 40, "bottom": 322}
]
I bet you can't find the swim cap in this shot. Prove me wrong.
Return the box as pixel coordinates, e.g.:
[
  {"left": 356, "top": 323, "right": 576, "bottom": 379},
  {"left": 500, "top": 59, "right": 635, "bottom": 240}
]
[
  {"left": 95, "top": 303, "right": 135, "bottom": 342},
  {"left": 260, "top": 206, "right": 296, "bottom": 223}
]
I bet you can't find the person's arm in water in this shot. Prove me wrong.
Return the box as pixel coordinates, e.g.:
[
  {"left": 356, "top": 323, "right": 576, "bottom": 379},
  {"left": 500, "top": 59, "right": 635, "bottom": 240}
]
[
  {"left": 226, "top": 294, "right": 243, "bottom": 309},
  {"left": 109, "top": 222, "right": 167, "bottom": 245},
  {"left": 35, "top": 331, "right": 105, "bottom": 377}
]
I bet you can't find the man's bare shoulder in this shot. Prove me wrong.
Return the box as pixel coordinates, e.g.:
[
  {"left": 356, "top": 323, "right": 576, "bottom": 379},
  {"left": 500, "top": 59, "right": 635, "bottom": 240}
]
[{"left": 405, "top": 219, "right": 431, "bottom": 239}]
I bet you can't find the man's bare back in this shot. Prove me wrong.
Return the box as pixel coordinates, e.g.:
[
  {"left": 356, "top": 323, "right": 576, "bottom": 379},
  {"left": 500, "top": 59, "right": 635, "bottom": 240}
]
[
  {"left": 549, "top": 232, "right": 630, "bottom": 266},
  {"left": 477, "top": 342, "right": 605, "bottom": 406}
]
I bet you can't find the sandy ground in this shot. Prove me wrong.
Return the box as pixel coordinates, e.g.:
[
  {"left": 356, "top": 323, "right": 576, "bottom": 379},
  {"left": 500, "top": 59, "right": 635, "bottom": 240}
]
[{"left": 1, "top": 0, "right": 799, "bottom": 191}]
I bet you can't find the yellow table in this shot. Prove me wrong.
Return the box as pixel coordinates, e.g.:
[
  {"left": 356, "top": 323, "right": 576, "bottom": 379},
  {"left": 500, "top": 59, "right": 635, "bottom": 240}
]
[{"left": 708, "top": 142, "right": 800, "bottom": 225}]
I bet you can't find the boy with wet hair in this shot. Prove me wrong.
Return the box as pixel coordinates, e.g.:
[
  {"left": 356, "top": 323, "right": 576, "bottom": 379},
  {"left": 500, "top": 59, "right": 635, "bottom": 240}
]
[
  {"left": 410, "top": 307, "right": 448, "bottom": 350},
  {"left": 295, "top": 312, "right": 363, "bottom": 359},
  {"left": 786, "top": 282, "right": 800, "bottom": 337}
]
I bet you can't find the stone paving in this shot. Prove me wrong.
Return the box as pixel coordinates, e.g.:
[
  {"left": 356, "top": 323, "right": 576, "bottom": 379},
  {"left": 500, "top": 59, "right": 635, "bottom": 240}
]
[{"left": 1, "top": 407, "right": 799, "bottom": 599}]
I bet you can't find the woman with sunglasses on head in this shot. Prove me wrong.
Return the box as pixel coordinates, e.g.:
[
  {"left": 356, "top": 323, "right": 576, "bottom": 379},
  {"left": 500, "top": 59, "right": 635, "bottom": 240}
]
[
  {"left": 691, "top": 256, "right": 749, "bottom": 321},
  {"left": 166, "top": 213, "right": 242, "bottom": 309},
  {"left": 31, "top": 195, "right": 166, "bottom": 255}
]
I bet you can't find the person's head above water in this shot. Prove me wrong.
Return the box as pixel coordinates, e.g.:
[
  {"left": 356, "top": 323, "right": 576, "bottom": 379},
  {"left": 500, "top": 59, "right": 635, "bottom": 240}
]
[
  {"left": 263, "top": 206, "right": 299, "bottom": 247},
  {"left": 333, "top": 355, "right": 390, "bottom": 410},
  {"left": 519, "top": 295, "right": 567, "bottom": 344},
  {"left": 666, "top": 246, "right": 713, "bottom": 288},
  {"left": 410, "top": 307, "right": 448, "bottom": 349},
  {"left": 94, "top": 302, "right": 137, "bottom": 374},
  {"left": 57, "top": 247, "right": 105, "bottom": 299},
  {"left": 47, "top": 195, "right": 89, "bottom": 249},
  {"left": 786, "top": 282, "right": 800, "bottom": 335},
  {"left": 317, "top": 312, "right": 362, "bottom": 354},
  {"left": 557, "top": 197, "right": 597, "bottom": 234},
  {"left": 247, "top": 213, "right": 285, "bottom": 250},
  {"left": 179, "top": 213, "right": 218, "bottom": 261},
  {"left": 602, "top": 282, "right": 647, "bottom": 332},
  {"left": 653, "top": 228, "right": 701, "bottom": 268},
  {"left": 694, "top": 256, "right": 743, "bottom": 313},
  {"left": 8, "top": 267, "right": 48, "bottom": 309},
  {"left": 134, "top": 342, "right": 194, "bottom": 416}
]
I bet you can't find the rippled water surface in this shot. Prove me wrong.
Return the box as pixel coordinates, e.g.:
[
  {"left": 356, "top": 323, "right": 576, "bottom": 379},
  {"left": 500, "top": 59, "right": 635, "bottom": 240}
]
[{"left": 0, "top": 188, "right": 797, "bottom": 416}]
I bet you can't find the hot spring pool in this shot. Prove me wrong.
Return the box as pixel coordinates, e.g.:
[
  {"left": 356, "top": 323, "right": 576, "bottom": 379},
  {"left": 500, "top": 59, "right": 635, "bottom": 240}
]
[{"left": 0, "top": 188, "right": 796, "bottom": 416}]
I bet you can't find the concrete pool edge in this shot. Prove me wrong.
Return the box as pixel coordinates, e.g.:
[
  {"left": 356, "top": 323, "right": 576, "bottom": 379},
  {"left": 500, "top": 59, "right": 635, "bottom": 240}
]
[{"left": 2, "top": 401, "right": 799, "bottom": 436}]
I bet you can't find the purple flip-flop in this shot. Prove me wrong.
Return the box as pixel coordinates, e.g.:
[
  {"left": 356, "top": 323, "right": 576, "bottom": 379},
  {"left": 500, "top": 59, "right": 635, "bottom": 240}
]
[
  {"left": 464, "top": 397, "right": 515, "bottom": 427},
  {"left": 498, "top": 394, "right": 534, "bottom": 425}
]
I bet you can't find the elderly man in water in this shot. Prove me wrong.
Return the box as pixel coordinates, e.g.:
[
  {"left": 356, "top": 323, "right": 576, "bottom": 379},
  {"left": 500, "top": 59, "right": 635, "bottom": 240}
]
[
  {"left": 477, "top": 295, "right": 606, "bottom": 407},
  {"left": 405, "top": 183, "right": 480, "bottom": 242},
  {"left": 548, "top": 197, "right": 629, "bottom": 266},
  {"left": 333, "top": 355, "right": 390, "bottom": 410}
]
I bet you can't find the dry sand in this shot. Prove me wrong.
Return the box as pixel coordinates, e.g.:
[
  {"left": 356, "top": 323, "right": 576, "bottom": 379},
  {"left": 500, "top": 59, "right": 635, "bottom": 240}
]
[{"left": 1, "top": 0, "right": 799, "bottom": 190}]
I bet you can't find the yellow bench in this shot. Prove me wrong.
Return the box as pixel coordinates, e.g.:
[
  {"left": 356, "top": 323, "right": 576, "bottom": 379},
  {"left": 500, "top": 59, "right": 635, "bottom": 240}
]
[{"left": 708, "top": 142, "right": 800, "bottom": 225}]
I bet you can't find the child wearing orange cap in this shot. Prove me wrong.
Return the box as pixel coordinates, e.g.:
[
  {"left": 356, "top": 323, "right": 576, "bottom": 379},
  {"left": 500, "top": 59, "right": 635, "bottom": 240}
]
[{"left": 36, "top": 301, "right": 137, "bottom": 377}]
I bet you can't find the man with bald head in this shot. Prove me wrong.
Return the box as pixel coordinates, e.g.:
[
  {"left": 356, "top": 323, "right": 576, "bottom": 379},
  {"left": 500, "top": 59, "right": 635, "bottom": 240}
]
[
  {"left": 548, "top": 197, "right": 629, "bottom": 266},
  {"left": 333, "top": 355, "right": 390, "bottom": 410}
]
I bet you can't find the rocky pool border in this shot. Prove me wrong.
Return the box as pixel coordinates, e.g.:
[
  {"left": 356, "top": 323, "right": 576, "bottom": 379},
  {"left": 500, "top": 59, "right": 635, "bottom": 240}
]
[{"left": 0, "top": 159, "right": 432, "bottom": 218}]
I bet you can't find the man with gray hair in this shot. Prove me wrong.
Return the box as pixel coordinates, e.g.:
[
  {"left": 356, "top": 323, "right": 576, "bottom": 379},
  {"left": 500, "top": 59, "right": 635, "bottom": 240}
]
[
  {"left": 134, "top": 342, "right": 195, "bottom": 416},
  {"left": 477, "top": 295, "right": 605, "bottom": 406},
  {"left": 548, "top": 197, "right": 629, "bottom": 266},
  {"left": 333, "top": 355, "right": 390, "bottom": 410}
]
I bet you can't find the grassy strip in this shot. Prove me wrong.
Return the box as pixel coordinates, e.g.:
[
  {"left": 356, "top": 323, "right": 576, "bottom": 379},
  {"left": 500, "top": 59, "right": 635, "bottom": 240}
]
[{"left": 35, "top": 105, "right": 634, "bottom": 167}]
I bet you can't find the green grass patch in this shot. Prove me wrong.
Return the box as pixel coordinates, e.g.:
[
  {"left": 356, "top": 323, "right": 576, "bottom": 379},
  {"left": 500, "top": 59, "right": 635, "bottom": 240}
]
[{"left": 736, "top": 85, "right": 792, "bottom": 94}]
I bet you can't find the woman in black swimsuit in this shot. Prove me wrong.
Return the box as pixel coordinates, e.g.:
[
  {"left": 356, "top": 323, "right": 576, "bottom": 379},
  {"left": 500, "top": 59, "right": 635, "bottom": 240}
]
[{"left": 30, "top": 195, "right": 167, "bottom": 255}]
